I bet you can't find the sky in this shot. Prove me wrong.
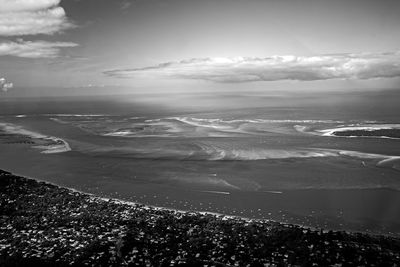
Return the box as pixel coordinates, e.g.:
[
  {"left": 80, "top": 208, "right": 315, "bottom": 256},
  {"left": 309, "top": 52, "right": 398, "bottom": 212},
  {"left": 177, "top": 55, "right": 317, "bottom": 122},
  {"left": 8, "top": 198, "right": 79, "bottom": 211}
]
[{"left": 0, "top": 0, "right": 400, "bottom": 97}]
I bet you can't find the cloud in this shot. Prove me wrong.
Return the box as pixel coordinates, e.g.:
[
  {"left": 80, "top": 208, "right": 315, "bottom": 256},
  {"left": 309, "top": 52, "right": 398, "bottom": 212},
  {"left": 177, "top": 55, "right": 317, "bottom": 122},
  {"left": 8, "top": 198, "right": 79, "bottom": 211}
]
[
  {"left": 120, "top": 0, "right": 133, "bottom": 10},
  {"left": 0, "top": 0, "right": 60, "bottom": 12},
  {"left": 0, "top": 77, "right": 13, "bottom": 92},
  {"left": 104, "top": 52, "right": 400, "bottom": 83},
  {"left": 0, "top": 0, "right": 74, "bottom": 36},
  {"left": 0, "top": 39, "right": 78, "bottom": 58}
]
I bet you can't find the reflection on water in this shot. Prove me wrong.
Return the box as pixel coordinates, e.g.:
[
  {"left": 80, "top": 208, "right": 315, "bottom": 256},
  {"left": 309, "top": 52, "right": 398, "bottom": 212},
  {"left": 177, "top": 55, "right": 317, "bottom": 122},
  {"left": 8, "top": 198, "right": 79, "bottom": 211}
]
[{"left": 0, "top": 92, "right": 400, "bottom": 236}]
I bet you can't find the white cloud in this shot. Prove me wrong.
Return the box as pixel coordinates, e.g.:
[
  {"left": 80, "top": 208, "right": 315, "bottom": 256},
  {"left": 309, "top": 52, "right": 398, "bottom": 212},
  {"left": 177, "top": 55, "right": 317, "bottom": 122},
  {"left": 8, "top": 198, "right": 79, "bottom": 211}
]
[
  {"left": 0, "top": 40, "right": 78, "bottom": 58},
  {"left": 0, "top": 77, "right": 13, "bottom": 92},
  {"left": 0, "top": 0, "right": 74, "bottom": 36},
  {"left": 0, "top": 0, "right": 61, "bottom": 12},
  {"left": 104, "top": 52, "right": 400, "bottom": 82}
]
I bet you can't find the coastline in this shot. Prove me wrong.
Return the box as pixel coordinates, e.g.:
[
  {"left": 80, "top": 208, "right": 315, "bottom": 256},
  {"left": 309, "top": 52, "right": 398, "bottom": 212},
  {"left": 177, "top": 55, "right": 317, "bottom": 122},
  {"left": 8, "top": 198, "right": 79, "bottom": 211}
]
[
  {"left": 6, "top": 168, "right": 400, "bottom": 236},
  {"left": 8, "top": 169, "right": 396, "bottom": 236},
  {"left": 0, "top": 122, "right": 71, "bottom": 154},
  {"left": 7, "top": 170, "right": 248, "bottom": 222},
  {"left": 319, "top": 125, "right": 400, "bottom": 140},
  {"left": 1, "top": 168, "right": 400, "bottom": 266}
]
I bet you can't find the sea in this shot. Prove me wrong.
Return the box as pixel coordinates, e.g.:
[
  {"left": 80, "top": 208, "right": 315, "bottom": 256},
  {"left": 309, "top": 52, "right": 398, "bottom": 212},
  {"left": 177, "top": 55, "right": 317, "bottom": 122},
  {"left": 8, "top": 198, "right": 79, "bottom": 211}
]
[{"left": 0, "top": 89, "right": 399, "bottom": 236}]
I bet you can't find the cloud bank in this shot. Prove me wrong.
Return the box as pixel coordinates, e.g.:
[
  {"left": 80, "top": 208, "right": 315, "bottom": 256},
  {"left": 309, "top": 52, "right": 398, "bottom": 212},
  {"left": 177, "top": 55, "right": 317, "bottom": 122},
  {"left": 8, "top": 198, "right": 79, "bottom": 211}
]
[
  {"left": 105, "top": 52, "right": 400, "bottom": 82},
  {"left": 0, "top": 77, "right": 13, "bottom": 92},
  {"left": 0, "top": 39, "right": 78, "bottom": 58},
  {"left": 0, "top": 0, "right": 74, "bottom": 36}
]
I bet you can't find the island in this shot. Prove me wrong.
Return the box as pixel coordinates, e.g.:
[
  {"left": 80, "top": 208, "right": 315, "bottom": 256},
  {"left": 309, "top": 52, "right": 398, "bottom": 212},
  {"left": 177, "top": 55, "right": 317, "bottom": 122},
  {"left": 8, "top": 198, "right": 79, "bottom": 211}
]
[
  {"left": 332, "top": 129, "right": 400, "bottom": 139},
  {"left": 1, "top": 169, "right": 399, "bottom": 266}
]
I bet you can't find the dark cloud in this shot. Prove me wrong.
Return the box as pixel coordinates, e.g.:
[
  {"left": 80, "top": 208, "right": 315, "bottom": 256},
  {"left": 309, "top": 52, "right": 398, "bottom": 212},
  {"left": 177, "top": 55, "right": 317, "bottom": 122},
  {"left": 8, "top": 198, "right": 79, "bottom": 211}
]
[{"left": 104, "top": 52, "right": 400, "bottom": 83}]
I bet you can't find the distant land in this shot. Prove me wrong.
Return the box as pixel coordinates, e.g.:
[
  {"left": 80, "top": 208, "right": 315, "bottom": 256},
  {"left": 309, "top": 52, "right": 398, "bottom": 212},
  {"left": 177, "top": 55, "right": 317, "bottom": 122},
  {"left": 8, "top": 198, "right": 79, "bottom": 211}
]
[
  {"left": 332, "top": 129, "right": 400, "bottom": 139},
  {"left": 1, "top": 169, "right": 400, "bottom": 266}
]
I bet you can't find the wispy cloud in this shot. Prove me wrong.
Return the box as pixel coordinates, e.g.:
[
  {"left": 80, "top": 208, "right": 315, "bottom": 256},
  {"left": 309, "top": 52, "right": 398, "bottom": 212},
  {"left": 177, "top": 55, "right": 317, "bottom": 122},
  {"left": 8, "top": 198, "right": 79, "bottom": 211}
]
[
  {"left": 0, "top": 0, "right": 74, "bottom": 36},
  {"left": 120, "top": 0, "right": 133, "bottom": 10},
  {"left": 0, "top": 39, "right": 78, "bottom": 58},
  {"left": 0, "top": 77, "right": 13, "bottom": 92},
  {"left": 104, "top": 52, "right": 400, "bottom": 83}
]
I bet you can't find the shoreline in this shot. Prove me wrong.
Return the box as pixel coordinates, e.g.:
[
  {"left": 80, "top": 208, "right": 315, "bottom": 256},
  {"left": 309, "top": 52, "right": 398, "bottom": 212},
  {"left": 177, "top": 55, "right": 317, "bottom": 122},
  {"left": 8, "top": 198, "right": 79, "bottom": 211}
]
[
  {"left": 319, "top": 125, "right": 400, "bottom": 140},
  {"left": 6, "top": 168, "right": 400, "bottom": 237},
  {"left": 0, "top": 122, "right": 71, "bottom": 154},
  {"left": 1, "top": 168, "right": 400, "bottom": 266},
  {"left": 5, "top": 169, "right": 280, "bottom": 226}
]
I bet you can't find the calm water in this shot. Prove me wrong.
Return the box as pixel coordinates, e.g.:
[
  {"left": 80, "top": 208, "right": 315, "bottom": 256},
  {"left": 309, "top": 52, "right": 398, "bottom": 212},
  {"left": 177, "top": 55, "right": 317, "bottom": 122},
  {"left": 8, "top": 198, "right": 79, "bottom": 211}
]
[{"left": 1, "top": 90, "right": 399, "bottom": 236}]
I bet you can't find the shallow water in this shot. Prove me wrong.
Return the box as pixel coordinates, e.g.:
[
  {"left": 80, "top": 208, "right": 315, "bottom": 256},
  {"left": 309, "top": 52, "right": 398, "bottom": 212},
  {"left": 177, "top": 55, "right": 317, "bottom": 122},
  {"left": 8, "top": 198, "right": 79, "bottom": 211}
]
[{"left": 0, "top": 91, "right": 399, "bottom": 236}]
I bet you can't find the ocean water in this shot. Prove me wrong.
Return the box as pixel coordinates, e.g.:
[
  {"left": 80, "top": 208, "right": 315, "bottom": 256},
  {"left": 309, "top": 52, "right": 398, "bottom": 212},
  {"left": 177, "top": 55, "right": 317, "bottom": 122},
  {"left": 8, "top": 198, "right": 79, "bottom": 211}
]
[{"left": 0, "top": 90, "right": 399, "bottom": 236}]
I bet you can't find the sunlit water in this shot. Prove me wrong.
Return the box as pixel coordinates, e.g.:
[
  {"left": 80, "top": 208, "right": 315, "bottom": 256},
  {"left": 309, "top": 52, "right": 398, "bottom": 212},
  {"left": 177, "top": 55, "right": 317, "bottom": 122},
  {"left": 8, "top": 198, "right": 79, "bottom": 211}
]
[{"left": 1, "top": 91, "right": 399, "bottom": 236}]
